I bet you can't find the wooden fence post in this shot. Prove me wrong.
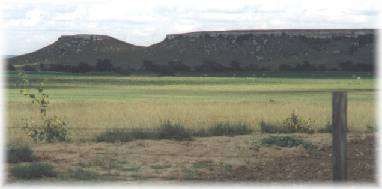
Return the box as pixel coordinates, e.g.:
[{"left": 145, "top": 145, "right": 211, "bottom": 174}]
[{"left": 332, "top": 91, "right": 347, "bottom": 181}]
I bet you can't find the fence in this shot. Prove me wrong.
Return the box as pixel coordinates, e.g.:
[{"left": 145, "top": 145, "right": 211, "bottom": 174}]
[{"left": 332, "top": 91, "right": 347, "bottom": 181}]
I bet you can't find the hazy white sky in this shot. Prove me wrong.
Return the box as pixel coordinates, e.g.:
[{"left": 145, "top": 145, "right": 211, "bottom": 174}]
[{"left": 0, "top": 0, "right": 380, "bottom": 55}]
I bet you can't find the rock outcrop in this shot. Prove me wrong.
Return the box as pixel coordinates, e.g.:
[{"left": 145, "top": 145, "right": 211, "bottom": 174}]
[{"left": 8, "top": 29, "right": 375, "bottom": 72}]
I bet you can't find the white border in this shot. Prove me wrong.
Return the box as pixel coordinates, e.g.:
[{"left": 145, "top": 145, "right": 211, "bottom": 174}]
[{"left": 0, "top": 0, "right": 380, "bottom": 188}]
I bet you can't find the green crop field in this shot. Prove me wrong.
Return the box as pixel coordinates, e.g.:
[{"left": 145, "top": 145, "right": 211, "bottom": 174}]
[{"left": 6, "top": 72, "right": 375, "bottom": 143}]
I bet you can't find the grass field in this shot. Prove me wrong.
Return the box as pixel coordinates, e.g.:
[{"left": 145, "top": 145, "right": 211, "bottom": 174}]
[
  {"left": 5, "top": 72, "right": 376, "bottom": 182},
  {"left": 6, "top": 72, "right": 375, "bottom": 143}
]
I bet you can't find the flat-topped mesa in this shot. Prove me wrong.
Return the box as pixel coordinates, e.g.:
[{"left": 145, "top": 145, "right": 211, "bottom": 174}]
[
  {"left": 165, "top": 29, "right": 375, "bottom": 40},
  {"left": 58, "top": 34, "right": 112, "bottom": 41},
  {"left": 8, "top": 29, "right": 375, "bottom": 72}
]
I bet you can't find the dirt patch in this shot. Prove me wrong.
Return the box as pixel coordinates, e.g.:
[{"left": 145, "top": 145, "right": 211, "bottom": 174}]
[
  {"left": 204, "top": 134, "right": 375, "bottom": 182},
  {"left": 7, "top": 133, "right": 375, "bottom": 183}
]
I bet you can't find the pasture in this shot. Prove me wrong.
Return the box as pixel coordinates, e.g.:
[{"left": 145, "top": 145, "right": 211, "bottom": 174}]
[{"left": 5, "top": 72, "right": 376, "bottom": 182}]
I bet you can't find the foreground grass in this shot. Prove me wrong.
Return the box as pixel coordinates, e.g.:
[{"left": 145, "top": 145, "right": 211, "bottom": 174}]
[{"left": 5, "top": 73, "right": 376, "bottom": 182}]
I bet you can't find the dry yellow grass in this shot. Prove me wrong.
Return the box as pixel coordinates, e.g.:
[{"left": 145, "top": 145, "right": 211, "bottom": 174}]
[
  {"left": 5, "top": 73, "right": 376, "bottom": 182},
  {"left": 5, "top": 75, "right": 375, "bottom": 143},
  {"left": 7, "top": 97, "right": 374, "bottom": 143}
]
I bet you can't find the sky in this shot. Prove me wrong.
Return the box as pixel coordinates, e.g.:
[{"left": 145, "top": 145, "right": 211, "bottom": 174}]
[{"left": 0, "top": 0, "right": 380, "bottom": 55}]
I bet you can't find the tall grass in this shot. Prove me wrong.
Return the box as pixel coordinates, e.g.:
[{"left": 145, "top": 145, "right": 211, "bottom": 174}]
[
  {"left": 96, "top": 121, "right": 192, "bottom": 142},
  {"left": 11, "top": 162, "right": 56, "bottom": 180},
  {"left": 96, "top": 121, "right": 252, "bottom": 143},
  {"left": 206, "top": 122, "right": 252, "bottom": 136},
  {"left": 7, "top": 144, "right": 36, "bottom": 163},
  {"left": 157, "top": 121, "right": 192, "bottom": 140}
]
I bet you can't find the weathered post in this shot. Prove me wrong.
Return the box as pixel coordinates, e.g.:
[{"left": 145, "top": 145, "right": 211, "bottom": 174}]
[{"left": 332, "top": 91, "right": 347, "bottom": 181}]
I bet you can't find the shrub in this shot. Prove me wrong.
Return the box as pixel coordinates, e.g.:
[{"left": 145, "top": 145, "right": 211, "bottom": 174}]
[
  {"left": 157, "top": 121, "right": 192, "bottom": 141},
  {"left": 23, "top": 116, "right": 70, "bottom": 143},
  {"left": 96, "top": 129, "right": 129, "bottom": 142},
  {"left": 22, "top": 65, "right": 36, "bottom": 72},
  {"left": 192, "top": 161, "right": 212, "bottom": 169},
  {"left": 259, "top": 112, "right": 315, "bottom": 134},
  {"left": 11, "top": 162, "right": 56, "bottom": 180},
  {"left": 7, "top": 144, "right": 36, "bottom": 163},
  {"left": 77, "top": 62, "right": 94, "bottom": 73},
  {"left": 128, "top": 128, "right": 157, "bottom": 139},
  {"left": 67, "top": 168, "right": 99, "bottom": 180},
  {"left": 97, "top": 121, "right": 191, "bottom": 142},
  {"left": 150, "top": 164, "right": 172, "bottom": 170},
  {"left": 96, "top": 128, "right": 155, "bottom": 142},
  {"left": 260, "top": 135, "right": 314, "bottom": 150},
  {"left": 190, "top": 128, "right": 209, "bottom": 137},
  {"left": 260, "top": 135, "right": 320, "bottom": 156},
  {"left": 207, "top": 122, "right": 252, "bottom": 136},
  {"left": 96, "top": 121, "right": 252, "bottom": 143},
  {"left": 259, "top": 121, "right": 278, "bottom": 133},
  {"left": 96, "top": 59, "right": 114, "bottom": 72},
  {"left": 281, "top": 112, "right": 315, "bottom": 133},
  {"left": 16, "top": 71, "right": 71, "bottom": 143}
]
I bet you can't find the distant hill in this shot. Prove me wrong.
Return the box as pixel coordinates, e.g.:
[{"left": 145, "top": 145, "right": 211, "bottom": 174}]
[
  {"left": 7, "top": 34, "right": 144, "bottom": 67},
  {"left": 7, "top": 29, "right": 375, "bottom": 74}
]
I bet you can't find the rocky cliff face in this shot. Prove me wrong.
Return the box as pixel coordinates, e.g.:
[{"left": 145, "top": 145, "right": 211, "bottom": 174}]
[
  {"left": 145, "top": 29, "right": 375, "bottom": 70},
  {"left": 8, "top": 29, "right": 375, "bottom": 72}
]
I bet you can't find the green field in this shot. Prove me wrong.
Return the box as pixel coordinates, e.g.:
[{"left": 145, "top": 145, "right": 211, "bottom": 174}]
[{"left": 6, "top": 72, "right": 375, "bottom": 143}]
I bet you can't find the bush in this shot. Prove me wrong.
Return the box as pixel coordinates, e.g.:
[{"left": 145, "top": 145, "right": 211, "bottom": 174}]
[
  {"left": 96, "top": 59, "right": 114, "bottom": 72},
  {"left": 260, "top": 135, "right": 314, "bottom": 150},
  {"left": 67, "top": 168, "right": 99, "bottom": 180},
  {"left": 7, "top": 144, "right": 36, "bottom": 163},
  {"left": 259, "top": 112, "right": 315, "bottom": 134},
  {"left": 259, "top": 121, "right": 279, "bottom": 133},
  {"left": 16, "top": 72, "right": 71, "bottom": 143},
  {"left": 96, "top": 129, "right": 130, "bottom": 142},
  {"left": 207, "top": 122, "right": 252, "bottom": 136},
  {"left": 96, "top": 121, "right": 191, "bottom": 142},
  {"left": 11, "top": 162, "right": 56, "bottom": 180},
  {"left": 96, "top": 128, "right": 155, "bottom": 142},
  {"left": 261, "top": 135, "right": 301, "bottom": 147},
  {"left": 157, "top": 121, "right": 192, "bottom": 140},
  {"left": 23, "top": 116, "right": 70, "bottom": 142},
  {"left": 190, "top": 128, "right": 209, "bottom": 137},
  {"left": 261, "top": 135, "right": 320, "bottom": 156},
  {"left": 281, "top": 112, "right": 315, "bottom": 133},
  {"left": 22, "top": 65, "right": 36, "bottom": 72},
  {"left": 96, "top": 121, "right": 252, "bottom": 143}
]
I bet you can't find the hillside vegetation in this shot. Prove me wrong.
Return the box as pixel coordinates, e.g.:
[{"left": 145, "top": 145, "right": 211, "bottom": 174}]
[{"left": 7, "top": 29, "right": 375, "bottom": 75}]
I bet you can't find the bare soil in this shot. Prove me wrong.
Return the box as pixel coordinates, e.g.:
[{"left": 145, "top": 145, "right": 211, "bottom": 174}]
[{"left": 7, "top": 133, "right": 376, "bottom": 183}]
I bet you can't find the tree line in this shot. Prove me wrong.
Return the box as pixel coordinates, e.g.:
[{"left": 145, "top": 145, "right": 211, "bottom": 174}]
[
  {"left": 7, "top": 59, "right": 374, "bottom": 74},
  {"left": 7, "top": 59, "right": 121, "bottom": 73},
  {"left": 278, "top": 60, "right": 374, "bottom": 72}
]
